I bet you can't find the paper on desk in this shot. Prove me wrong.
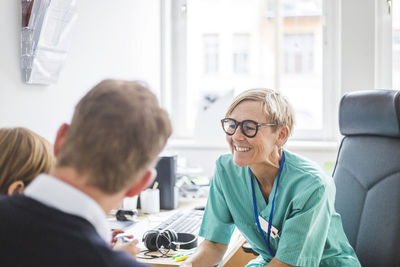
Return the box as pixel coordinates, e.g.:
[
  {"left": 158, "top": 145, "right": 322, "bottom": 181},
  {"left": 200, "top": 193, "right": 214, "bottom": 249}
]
[{"left": 218, "top": 228, "right": 246, "bottom": 267}]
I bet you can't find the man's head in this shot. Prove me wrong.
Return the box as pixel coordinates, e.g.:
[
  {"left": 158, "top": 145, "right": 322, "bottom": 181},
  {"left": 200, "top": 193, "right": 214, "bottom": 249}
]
[{"left": 55, "top": 80, "right": 172, "bottom": 195}]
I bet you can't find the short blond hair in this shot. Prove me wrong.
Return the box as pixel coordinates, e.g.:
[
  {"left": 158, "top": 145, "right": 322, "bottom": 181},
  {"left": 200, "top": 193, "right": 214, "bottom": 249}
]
[
  {"left": 225, "top": 88, "right": 295, "bottom": 134},
  {"left": 56, "top": 80, "right": 172, "bottom": 194},
  {"left": 0, "top": 127, "right": 54, "bottom": 194}
]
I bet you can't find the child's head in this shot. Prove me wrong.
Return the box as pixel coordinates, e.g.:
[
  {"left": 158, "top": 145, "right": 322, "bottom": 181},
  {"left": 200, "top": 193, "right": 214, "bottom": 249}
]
[{"left": 0, "top": 127, "right": 55, "bottom": 195}]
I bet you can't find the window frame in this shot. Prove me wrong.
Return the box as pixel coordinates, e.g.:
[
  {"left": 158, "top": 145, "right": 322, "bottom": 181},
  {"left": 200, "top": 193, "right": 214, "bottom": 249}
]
[{"left": 161, "top": 0, "right": 341, "bottom": 141}]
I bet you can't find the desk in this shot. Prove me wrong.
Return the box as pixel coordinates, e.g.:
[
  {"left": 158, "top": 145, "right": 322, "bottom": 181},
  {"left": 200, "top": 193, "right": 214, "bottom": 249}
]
[{"left": 122, "top": 197, "right": 256, "bottom": 266}]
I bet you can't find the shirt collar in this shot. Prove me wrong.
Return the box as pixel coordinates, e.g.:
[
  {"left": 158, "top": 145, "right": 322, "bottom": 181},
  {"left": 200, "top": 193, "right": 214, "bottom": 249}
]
[{"left": 24, "top": 174, "right": 111, "bottom": 243}]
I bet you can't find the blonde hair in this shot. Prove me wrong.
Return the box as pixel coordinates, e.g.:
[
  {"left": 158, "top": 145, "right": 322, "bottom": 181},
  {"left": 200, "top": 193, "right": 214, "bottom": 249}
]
[
  {"left": 225, "top": 88, "right": 295, "bottom": 134},
  {"left": 56, "top": 80, "right": 172, "bottom": 194},
  {"left": 0, "top": 127, "right": 54, "bottom": 194}
]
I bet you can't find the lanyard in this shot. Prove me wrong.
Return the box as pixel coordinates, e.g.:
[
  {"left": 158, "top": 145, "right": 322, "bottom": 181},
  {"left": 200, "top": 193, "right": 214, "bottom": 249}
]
[{"left": 250, "top": 151, "right": 285, "bottom": 257}]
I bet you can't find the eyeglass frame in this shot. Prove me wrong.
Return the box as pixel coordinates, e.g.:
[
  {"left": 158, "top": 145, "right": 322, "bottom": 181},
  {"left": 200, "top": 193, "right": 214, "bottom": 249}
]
[{"left": 220, "top": 118, "right": 277, "bottom": 138}]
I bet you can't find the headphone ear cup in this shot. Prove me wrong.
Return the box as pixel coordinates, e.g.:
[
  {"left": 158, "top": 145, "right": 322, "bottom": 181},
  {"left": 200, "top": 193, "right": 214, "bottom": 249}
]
[
  {"left": 156, "top": 229, "right": 174, "bottom": 249},
  {"left": 142, "top": 230, "right": 159, "bottom": 251},
  {"left": 160, "top": 229, "right": 178, "bottom": 250}
]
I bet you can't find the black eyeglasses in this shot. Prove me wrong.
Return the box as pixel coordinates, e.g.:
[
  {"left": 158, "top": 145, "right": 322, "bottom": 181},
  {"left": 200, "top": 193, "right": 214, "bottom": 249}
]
[{"left": 221, "top": 118, "right": 276, "bottom": 138}]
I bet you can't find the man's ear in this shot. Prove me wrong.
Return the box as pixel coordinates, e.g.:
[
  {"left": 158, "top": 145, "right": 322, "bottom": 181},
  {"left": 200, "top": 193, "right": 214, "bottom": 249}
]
[
  {"left": 276, "top": 126, "right": 290, "bottom": 147},
  {"left": 8, "top": 181, "right": 25, "bottom": 195},
  {"left": 125, "top": 169, "right": 157, "bottom": 197},
  {"left": 54, "top": 123, "right": 69, "bottom": 157}
]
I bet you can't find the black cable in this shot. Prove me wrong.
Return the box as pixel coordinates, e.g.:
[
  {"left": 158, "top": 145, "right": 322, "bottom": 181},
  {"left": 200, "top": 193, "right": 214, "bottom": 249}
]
[
  {"left": 138, "top": 230, "right": 175, "bottom": 260},
  {"left": 136, "top": 250, "right": 171, "bottom": 260}
]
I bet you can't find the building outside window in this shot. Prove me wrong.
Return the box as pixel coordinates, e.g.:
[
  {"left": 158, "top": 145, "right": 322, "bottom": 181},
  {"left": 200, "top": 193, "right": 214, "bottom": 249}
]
[
  {"left": 167, "top": 0, "right": 337, "bottom": 141},
  {"left": 233, "top": 34, "right": 250, "bottom": 74},
  {"left": 284, "top": 33, "right": 314, "bottom": 74},
  {"left": 203, "top": 34, "right": 219, "bottom": 74}
]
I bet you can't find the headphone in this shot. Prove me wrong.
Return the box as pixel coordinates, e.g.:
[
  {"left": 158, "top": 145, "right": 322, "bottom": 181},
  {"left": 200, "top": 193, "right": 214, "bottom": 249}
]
[
  {"left": 142, "top": 229, "right": 198, "bottom": 252},
  {"left": 116, "top": 209, "right": 137, "bottom": 221}
]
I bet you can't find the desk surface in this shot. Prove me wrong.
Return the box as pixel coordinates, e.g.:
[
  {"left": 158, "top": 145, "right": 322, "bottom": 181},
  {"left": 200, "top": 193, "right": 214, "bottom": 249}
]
[{"left": 122, "top": 197, "right": 248, "bottom": 266}]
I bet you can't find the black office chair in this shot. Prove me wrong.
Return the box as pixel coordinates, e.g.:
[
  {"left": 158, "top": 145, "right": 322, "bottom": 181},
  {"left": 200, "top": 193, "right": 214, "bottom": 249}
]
[{"left": 333, "top": 90, "right": 400, "bottom": 267}]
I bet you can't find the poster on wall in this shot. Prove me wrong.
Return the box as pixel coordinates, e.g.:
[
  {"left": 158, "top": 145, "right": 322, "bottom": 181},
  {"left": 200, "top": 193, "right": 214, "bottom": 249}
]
[{"left": 21, "top": 0, "right": 77, "bottom": 85}]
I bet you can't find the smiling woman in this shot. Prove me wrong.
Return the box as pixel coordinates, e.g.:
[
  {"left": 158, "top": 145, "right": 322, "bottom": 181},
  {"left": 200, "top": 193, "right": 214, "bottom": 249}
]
[
  {"left": 184, "top": 88, "right": 361, "bottom": 267},
  {"left": 222, "top": 89, "right": 292, "bottom": 171},
  {"left": 224, "top": 101, "right": 285, "bottom": 170}
]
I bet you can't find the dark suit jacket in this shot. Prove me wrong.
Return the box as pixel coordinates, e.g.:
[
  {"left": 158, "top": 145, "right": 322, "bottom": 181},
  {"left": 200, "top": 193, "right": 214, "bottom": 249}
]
[{"left": 0, "top": 195, "right": 149, "bottom": 267}]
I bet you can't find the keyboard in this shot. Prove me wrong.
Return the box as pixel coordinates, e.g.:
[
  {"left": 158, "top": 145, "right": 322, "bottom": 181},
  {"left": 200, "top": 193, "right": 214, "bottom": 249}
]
[{"left": 153, "top": 209, "right": 204, "bottom": 235}]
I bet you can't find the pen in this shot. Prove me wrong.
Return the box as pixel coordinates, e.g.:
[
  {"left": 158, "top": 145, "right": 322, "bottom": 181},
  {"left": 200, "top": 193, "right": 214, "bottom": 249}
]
[
  {"left": 175, "top": 255, "right": 189, "bottom": 262},
  {"left": 172, "top": 250, "right": 195, "bottom": 260},
  {"left": 172, "top": 248, "right": 196, "bottom": 259}
]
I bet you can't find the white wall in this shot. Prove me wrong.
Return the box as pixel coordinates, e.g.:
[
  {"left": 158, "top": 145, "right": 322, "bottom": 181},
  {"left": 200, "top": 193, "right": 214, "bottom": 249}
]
[
  {"left": 0, "top": 0, "right": 160, "bottom": 142},
  {"left": 340, "top": 0, "right": 391, "bottom": 93},
  {"left": 340, "top": 0, "right": 375, "bottom": 93}
]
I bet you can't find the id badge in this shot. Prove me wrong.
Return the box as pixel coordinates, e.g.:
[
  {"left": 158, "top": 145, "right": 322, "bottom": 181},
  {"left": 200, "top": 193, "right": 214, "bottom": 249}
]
[{"left": 258, "top": 215, "right": 280, "bottom": 239}]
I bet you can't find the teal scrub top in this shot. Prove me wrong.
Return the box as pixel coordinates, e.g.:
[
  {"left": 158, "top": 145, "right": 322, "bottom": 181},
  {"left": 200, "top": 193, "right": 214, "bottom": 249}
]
[{"left": 199, "top": 150, "right": 361, "bottom": 267}]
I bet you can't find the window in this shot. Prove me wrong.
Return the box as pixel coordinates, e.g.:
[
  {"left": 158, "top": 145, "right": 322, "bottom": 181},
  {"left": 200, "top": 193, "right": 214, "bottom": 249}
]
[
  {"left": 284, "top": 34, "right": 314, "bottom": 74},
  {"left": 203, "top": 34, "right": 219, "bottom": 74},
  {"left": 165, "top": 0, "right": 338, "bottom": 141},
  {"left": 233, "top": 34, "right": 250, "bottom": 74}
]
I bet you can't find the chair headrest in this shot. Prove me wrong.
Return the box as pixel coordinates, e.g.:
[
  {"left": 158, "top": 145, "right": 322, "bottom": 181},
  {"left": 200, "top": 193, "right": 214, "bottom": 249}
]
[{"left": 339, "top": 90, "right": 400, "bottom": 137}]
